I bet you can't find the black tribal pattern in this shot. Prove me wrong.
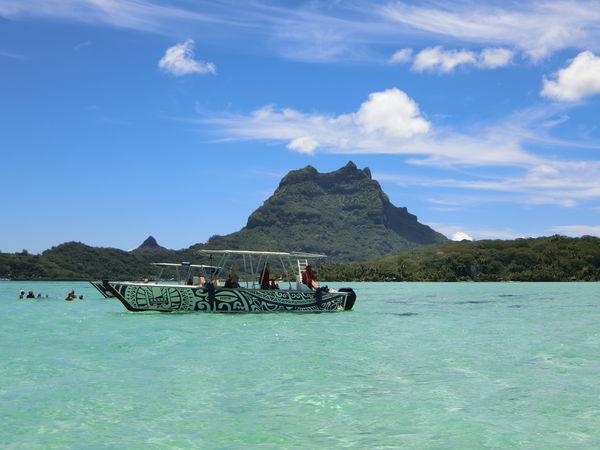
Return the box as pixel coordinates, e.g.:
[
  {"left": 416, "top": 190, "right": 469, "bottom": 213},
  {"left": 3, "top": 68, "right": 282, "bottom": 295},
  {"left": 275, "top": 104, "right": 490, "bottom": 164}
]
[{"left": 108, "top": 283, "right": 350, "bottom": 312}]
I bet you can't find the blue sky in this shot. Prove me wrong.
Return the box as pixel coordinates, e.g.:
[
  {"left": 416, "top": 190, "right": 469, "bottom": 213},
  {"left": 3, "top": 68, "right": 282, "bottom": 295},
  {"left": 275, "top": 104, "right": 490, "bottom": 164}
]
[{"left": 2, "top": 0, "right": 600, "bottom": 253}]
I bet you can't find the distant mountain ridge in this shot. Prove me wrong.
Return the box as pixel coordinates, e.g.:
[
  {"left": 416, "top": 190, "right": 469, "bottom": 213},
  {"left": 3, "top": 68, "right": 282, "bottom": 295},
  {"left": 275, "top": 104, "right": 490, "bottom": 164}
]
[
  {"left": 199, "top": 161, "right": 447, "bottom": 260},
  {"left": 134, "top": 236, "right": 166, "bottom": 251}
]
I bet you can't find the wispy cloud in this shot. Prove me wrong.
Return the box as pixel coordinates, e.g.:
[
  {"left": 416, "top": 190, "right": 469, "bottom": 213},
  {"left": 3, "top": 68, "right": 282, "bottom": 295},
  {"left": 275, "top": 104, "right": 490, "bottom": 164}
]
[
  {"left": 378, "top": 158, "right": 600, "bottom": 207},
  {"left": 0, "top": 50, "right": 26, "bottom": 60},
  {"left": 389, "top": 48, "right": 413, "bottom": 64},
  {"left": 4, "top": 1, "right": 598, "bottom": 63},
  {"left": 0, "top": 0, "right": 227, "bottom": 34},
  {"left": 413, "top": 47, "right": 476, "bottom": 72},
  {"left": 410, "top": 46, "right": 513, "bottom": 73},
  {"left": 382, "top": 1, "right": 600, "bottom": 60},
  {"left": 158, "top": 39, "right": 215, "bottom": 76},
  {"left": 549, "top": 224, "right": 600, "bottom": 236},
  {"left": 74, "top": 40, "right": 91, "bottom": 51}
]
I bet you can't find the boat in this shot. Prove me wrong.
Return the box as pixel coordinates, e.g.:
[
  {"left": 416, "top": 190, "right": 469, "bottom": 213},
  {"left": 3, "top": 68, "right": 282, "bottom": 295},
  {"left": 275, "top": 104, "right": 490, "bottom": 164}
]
[{"left": 91, "top": 250, "right": 356, "bottom": 313}]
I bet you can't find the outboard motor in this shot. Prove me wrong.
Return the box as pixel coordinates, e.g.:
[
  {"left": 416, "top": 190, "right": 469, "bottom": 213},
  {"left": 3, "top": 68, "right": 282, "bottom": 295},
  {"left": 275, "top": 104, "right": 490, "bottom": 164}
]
[{"left": 339, "top": 288, "right": 356, "bottom": 310}]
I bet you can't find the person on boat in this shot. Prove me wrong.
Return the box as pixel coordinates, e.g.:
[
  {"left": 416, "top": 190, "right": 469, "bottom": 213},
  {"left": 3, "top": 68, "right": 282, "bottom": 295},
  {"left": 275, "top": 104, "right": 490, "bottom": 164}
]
[
  {"left": 26, "top": 290, "right": 35, "bottom": 299},
  {"left": 269, "top": 279, "right": 279, "bottom": 290},
  {"left": 259, "top": 263, "right": 270, "bottom": 290},
  {"left": 225, "top": 265, "right": 240, "bottom": 288},
  {"left": 301, "top": 265, "right": 318, "bottom": 290}
]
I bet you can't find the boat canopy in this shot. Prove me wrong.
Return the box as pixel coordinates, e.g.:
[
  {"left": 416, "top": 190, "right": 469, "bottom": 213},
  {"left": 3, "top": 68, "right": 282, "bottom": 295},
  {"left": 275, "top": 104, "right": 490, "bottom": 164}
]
[
  {"left": 151, "top": 262, "right": 220, "bottom": 269},
  {"left": 196, "top": 249, "right": 326, "bottom": 289},
  {"left": 151, "top": 261, "right": 220, "bottom": 283},
  {"left": 196, "top": 249, "right": 326, "bottom": 258}
]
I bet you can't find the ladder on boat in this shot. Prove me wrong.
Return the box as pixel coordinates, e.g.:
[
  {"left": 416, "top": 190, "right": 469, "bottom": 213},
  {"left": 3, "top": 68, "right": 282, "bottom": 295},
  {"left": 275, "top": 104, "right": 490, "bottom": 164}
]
[
  {"left": 296, "top": 259, "right": 308, "bottom": 287},
  {"left": 297, "top": 259, "right": 308, "bottom": 274}
]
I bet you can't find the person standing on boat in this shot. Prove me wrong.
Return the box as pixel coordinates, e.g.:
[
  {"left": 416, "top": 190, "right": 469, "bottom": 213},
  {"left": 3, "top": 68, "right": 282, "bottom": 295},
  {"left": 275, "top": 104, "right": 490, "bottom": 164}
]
[
  {"left": 259, "top": 263, "right": 270, "bottom": 290},
  {"left": 302, "top": 265, "right": 318, "bottom": 290},
  {"left": 225, "top": 265, "right": 240, "bottom": 288}
]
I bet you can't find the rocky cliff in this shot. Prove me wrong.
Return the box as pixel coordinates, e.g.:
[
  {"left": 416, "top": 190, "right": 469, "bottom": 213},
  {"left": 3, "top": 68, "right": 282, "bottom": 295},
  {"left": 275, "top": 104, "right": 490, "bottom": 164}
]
[{"left": 201, "top": 161, "right": 447, "bottom": 260}]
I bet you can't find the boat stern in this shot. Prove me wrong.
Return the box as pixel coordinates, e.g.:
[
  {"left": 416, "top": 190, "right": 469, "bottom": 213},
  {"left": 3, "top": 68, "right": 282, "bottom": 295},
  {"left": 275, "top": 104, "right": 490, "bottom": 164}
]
[{"left": 339, "top": 288, "right": 357, "bottom": 310}]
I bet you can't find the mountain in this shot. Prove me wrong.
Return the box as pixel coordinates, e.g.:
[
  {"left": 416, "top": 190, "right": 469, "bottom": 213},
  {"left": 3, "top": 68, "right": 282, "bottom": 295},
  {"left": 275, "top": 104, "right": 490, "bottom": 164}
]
[
  {"left": 134, "top": 236, "right": 166, "bottom": 251},
  {"left": 0, "top": 161, "right": 450, "bottom": 279},
  {"left": 200, "top": 161, "right": 447, "bottom": 260}
]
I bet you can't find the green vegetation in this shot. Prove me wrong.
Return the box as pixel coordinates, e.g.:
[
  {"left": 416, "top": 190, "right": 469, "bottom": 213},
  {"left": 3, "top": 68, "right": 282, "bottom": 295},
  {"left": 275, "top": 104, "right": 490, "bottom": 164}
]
[
  {"left": 195, "top": 161, "right": 447, "bottom": 260},
  {"left": 0, "top": 242, "right": 196, "bottom": 280},
  {"left": 319, "top": 236, "right": 600, "bottom": 281},
  {"left": 1, "top": 236, "right": 599, "bottom": 281}
]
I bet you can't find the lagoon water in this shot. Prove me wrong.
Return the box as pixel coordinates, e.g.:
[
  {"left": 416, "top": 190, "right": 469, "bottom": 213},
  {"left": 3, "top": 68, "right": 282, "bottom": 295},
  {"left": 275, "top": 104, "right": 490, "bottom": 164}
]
[{"left": 1, "top": 281, "right": 600, "bottom": 449}]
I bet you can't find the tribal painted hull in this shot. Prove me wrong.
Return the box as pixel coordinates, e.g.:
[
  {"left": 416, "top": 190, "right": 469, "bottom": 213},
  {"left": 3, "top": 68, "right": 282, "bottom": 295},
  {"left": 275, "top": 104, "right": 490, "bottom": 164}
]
[{"left": 100, "top": 281, "right": 357, "bottom": 313}]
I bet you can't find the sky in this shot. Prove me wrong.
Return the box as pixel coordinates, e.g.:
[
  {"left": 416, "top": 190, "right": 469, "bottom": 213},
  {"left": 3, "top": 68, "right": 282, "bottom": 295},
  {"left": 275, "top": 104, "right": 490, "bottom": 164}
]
[{"left": 2, "top": 0, "right": 600, "bottom": 253}]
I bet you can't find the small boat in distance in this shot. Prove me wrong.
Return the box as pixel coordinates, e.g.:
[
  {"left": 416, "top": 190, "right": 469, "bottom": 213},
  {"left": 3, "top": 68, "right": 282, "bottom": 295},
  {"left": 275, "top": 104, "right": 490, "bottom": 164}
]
[{"left": 91, "top": 250, "right": 356, "bottom": 313}]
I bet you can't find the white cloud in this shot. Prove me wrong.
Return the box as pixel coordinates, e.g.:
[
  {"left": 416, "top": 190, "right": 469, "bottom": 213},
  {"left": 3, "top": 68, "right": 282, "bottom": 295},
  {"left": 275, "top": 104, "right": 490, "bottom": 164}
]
[
  {"left": 203, "top": 88, "right": 548, "bottom": 167},
  {"left": 451, "top": 231, "right": 473, "bottom": 241},
  {"left": 479, "top": 47, "right": 513, "bottom": 68},
  {"left": 549, "top": 224, "right": 600, "bottom": 236},
  {"left": 426, "top": 223, "right": 526, "bottom": 240},
  {"left": 355, "top": 89, "right": 431, "bottom": 138},
  {"left": 205, "top": 87, "right": 444, "bottom": 154},
  {"left": 413, "top": 46, "right": 476, "bottom": 73},
  {"left": 158, "top": 40, "right": 215, "bottom": 76},
  {"left": 383, "top": 1, "right": 600, "bottom": 60},
  {"left": 541, "top": 51, "right": 600, "bottom": 101},
  {"left": 287, "top": 136, "right": 319, "bottom": 154},
  {"left": 389, "top": 48, "right": 412, "bottom": 64},
  {"left": 411, "top": 46, "right": 513, "bottom": 73}
]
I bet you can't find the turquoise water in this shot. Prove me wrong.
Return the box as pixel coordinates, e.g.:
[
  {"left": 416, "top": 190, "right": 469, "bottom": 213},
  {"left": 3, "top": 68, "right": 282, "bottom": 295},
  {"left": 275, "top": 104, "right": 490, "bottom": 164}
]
[{"left": 1, "top": 281, "right": 600, "bottom": 449}]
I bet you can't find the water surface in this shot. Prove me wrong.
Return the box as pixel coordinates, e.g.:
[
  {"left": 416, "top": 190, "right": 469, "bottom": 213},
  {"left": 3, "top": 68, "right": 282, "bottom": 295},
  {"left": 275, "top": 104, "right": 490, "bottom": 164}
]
[{"left": 2, "top": 281, "right": 599, "bottom": 448}]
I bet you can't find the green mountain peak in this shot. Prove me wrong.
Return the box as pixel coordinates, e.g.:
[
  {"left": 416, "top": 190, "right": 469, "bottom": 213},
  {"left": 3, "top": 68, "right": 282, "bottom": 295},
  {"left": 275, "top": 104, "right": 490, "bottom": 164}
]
[{"left": 204, "top": 162, "right": 447, "bottom": 260}]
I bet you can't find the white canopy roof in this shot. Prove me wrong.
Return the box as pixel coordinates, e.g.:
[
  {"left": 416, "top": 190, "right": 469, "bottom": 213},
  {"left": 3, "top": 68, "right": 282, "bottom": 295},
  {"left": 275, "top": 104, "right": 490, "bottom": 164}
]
[
  {"left": 196, "top": 249, "right": 326, "bottom": 258},
  {"left": 151, "top": 262, "right": 220, "bottom": 269}
]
